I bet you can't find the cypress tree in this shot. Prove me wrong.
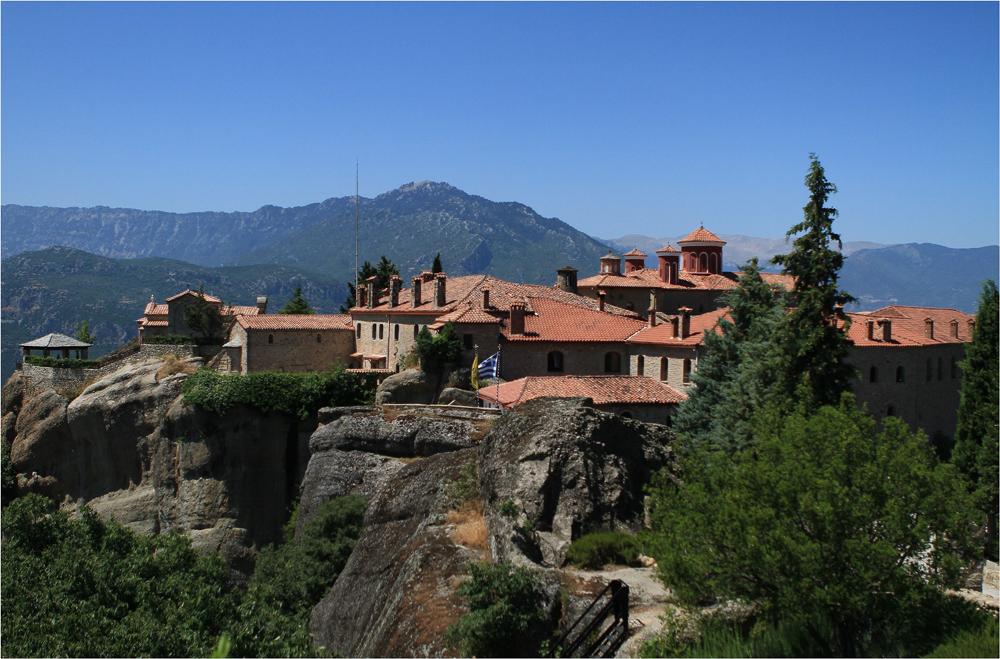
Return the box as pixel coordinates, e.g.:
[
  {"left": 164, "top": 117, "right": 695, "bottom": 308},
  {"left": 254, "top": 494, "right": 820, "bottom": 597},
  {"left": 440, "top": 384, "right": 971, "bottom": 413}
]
[{"left": 279, "top": 283, "right": 315, "bottom": 314}]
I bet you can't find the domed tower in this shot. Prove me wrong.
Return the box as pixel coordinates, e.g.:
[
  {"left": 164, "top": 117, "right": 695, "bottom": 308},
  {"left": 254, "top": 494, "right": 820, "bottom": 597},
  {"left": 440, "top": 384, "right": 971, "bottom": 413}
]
[
  {"left": 622, "top": 248, "right": 647, "bottom": 273},
  {"left": 678, "top": 227, "right": 726, "bottom": 275},
  {"left": 599, "top": 251, "right": 622, "bottom": 276},
  {"left": 655, "top": 244, "right": 680, "bottom": 284}
]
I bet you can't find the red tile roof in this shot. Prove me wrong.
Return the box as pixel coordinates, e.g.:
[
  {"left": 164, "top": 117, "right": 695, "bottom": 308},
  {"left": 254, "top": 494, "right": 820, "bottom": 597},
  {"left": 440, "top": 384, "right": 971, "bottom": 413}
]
[
  {"left": 628, "top": 308, "right": 730, "bottom": 347},
  {"left": 352, "top": 274, "right": 643, "bottom": 319},
  {"left": 578, "top": 268, "right": 794, "bottom": 292},
  {"left": 503, "top": 297, "right": 647, "bottom": 343},
  {"left": 479, "top": 375, "right": 687, "bottom": 408},
  {"left": 623, "top": 248, "right": 647, "bottom": 257},
  {"left": 436, "top": 304, "right": 504, "bottom": 325},
  {"left": 236, "top": 314, "right": 353, "bottom": 330},
  {"left": 678, "top": 227, "right": 726, "bottom": 244},
  {"left": 656, "top": 244, "right": 680, "bottom": 253},
  {"left": 144, "top": 302, "right": 168, "bottom": 316},
  {"left": 845, "top": 306, "right": 974, "bottom": 347},
  {"left": 165, "top": 289, "right": 223, "bottom": 303}
]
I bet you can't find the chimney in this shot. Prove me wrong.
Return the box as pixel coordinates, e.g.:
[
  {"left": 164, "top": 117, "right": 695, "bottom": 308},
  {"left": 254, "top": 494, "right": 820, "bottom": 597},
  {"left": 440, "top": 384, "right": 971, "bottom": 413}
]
[
  {"left": 649, "top": 290, "right": 658, "bottom": 314},
  {"left": 670, "top": 317, "right": 680, "bottom": 339},
  {"left": 924, "top": 318, "right": 934, "bottom": 339},
  {"left": 967, "top": 318, "right": 976, "bottom": 336},
  {"left": 556, "top": 266, "right": 578, "bottom": 294},
  {"left": 510, "top": 302, "right": 526, "bottom": 335},
  {"left": 678, "top": 307, "right": 692, "bottom": 339},
  {"left": 389, "top": 275, "right": 401, "bottom": 308},
  {"left": 366, "top": 275, "right": 379, "bottom": 309},
  {"left": 411, "top": 276, "right": 422, "bottom": 308},
  {"left": 482, "top": 286, "right": 491, "bottom": 309},
  {"left": 435, "top": 273, "right": 447, "bottom": 307},
  {"left": 878, "top": 319, "right": 892, "bottom": 342},
  {"left": 358, "top": 285, "right": 368, "bottom": 308},
  {"left": 648, "top": 309, "right": 657, "bottom": 328},
  {"left": 256, "top": 295, "right": 268, "bottom": 314},
  {"left": 421, "top": 270, "right": 435, "bottom": 283},
  {"left": 598, "top": 290, "right": 606, "bottom": 312},
  {"left": 867, "top": 320, "right": 875, "bottom": 341}
]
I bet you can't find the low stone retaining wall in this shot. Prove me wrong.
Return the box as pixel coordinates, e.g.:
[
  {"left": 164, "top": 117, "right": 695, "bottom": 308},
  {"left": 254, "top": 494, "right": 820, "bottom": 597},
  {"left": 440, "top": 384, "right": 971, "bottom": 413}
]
[{"left": 20, "top": 344, "right": 223, "bottom": 396}]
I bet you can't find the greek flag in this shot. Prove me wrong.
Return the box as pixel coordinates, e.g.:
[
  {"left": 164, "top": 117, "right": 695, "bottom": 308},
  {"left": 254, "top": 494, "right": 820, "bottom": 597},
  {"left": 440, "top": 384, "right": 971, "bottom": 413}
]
[{"left": 478, "top": 352, "right": 498, "bottom": 381}]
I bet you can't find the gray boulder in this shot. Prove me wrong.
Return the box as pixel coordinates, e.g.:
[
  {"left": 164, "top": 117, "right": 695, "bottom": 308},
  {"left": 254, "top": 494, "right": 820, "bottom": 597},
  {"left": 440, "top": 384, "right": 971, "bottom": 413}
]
[
  {"left": 375, "top": 368, "right": 439, "bottom": 405},
  {"left": 310, "top": 410, "right": 479, "bottom": 457},
  {"left": 438, "top": 387, "right": 478, "bottom": 406},
  {"left": 478, "top": 397, "right": 677, "bottom": 568}
]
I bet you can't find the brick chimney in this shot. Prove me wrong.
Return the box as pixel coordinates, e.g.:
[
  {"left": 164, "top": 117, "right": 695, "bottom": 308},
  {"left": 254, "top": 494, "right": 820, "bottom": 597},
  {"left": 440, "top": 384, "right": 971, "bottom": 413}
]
[
  {"left": 389, "top": 275, "right": 401, "bottom": 308},
  {"left": 421, "top": 270, "right": 435, "bottom": 283},
  {"left": 598, "top": 290, "right": 606, "bottom": 312},
  {"left": 556, "top": 266, "right": 578, "bottom": 294},
  {"left": 867, "top": 320, "right": 876, "bottom": 341},
  {"left": 878, "top": 319, "right": 892, "bottom": 342},
  {"left": 924, "top": 318, "right": 934, "bottom": 339},
  {"left": 967, "top": 318, "right": 976, "bottom": 336},
  {"left": 678, "top": 307, "right": 692, "bottom": 339},
  {"left": 435, "top": 273, "right": 447, "bottom": 307},
  {"left": 366, "top": 276, "right": 379, "bottom": 309},
  {"left": 509, "top": 302, "right": 526, "bottom": 335},
  {"left": 949, "top": 319, "right": 959, "bottom": 338},
  {"left": 410, "top": 276, "right": 422, "bottom": 308},
  {"left": 670, "top": 316, "right": 680, "bottom": 339},
  {"left": 482, "top": 286, "right": 491, "bottom": 309},
  {"left": 256, "top": 296, "right": 268, "bottom": 314},
  {"left": 648, "top": 309, "right": 657, "bottom": 328},
  {"left": 358, "top": 285, "right": 367, "bottom": 308}
]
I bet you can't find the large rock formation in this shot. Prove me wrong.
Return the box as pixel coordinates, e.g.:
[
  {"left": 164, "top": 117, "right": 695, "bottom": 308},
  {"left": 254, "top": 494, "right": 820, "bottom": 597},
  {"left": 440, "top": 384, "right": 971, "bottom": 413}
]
[
  {"left": 479, "top": 396, "right": 677, "bottom": 568},
  {"left": 4, "top": 359, "right": 308, "bottom": 578}
]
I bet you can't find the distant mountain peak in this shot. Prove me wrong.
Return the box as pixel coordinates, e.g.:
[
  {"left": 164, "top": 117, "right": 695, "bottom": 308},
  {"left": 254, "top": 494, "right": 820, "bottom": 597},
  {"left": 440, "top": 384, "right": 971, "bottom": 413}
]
[{"left": 394, "top": 180, "right": 454, "bottom": 194}]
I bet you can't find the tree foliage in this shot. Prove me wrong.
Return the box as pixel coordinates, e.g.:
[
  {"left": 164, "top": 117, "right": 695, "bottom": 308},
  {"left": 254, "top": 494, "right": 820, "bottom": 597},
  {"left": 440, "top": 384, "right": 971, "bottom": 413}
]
[
  {"left": 280, "top": 283, "right": 316, "bottom": 314},
  {"left": 339, "top": 256, "right": 399, "bottom": 312},
  {"left": 414, "top": 322, "right": 463, "bottom": 373},
  {"left": 432, "top": 252, "right": 443, "bottom": 273},
  {"left": 953, "top": 279, "right": 999, "bottom": 559},
  {"left": 771, "top": 155, "right": 857, "bottom": 409},
  {"left": 182, "top": 285, "right": 232, "bottom": 344},
  {"left": 74, "top": 319, "right": 95, "bottom": 344},
  {"left": 645, "top": 397, "right": 979, "bottom": 657},
  {"left": 445, "top": 560, "right": 546, "bottom": 657}
]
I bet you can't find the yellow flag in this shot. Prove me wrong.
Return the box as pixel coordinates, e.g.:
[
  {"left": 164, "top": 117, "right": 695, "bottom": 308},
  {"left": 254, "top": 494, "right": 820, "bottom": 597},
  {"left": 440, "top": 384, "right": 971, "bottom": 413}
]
[{"left": 471, "top": 353, "right": 480, "bottom": 390}]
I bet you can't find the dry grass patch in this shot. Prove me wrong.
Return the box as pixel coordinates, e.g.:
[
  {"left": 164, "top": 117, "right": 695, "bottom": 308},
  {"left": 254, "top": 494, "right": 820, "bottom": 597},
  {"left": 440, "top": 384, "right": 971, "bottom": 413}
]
[
  {"left": 450, "top": 505, "right": 488, "bottom": 550},
  {"left": 156, "top": 353, "right": 198, "bottom": 381}
]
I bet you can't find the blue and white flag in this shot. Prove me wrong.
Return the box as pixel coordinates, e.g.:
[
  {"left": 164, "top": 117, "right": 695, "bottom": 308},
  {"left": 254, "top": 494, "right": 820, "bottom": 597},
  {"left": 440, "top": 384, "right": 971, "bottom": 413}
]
[{"left": 478, "top": 352, "right": 499, "bottom": 381}]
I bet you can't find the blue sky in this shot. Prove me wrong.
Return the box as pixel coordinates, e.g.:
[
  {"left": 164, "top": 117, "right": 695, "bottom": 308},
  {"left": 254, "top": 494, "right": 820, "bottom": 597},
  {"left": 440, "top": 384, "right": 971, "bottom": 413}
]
[{"left": 2, "top": 2, "right": 997, "bottom": 248}]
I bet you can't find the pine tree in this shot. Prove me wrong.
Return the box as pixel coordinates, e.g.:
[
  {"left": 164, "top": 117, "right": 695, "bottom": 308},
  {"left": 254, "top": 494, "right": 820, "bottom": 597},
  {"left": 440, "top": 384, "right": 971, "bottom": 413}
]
[
  {"left": 432, "top": 253, "right": 443, "bottom": 274},
  {"left": 340, "top": 261, "right": 377, "bottom": 313},
  {"left": 952, "top": 279, "right": 999, "bottom": 559},
  {"left": 279, "top": 283, "right": 315, "bottom": 314},
  {"left": 74, "top": 320, "right": 95, "bottom": 344},
  {"left": 771, "top": 154, "right": 857, "bottom": 409}
]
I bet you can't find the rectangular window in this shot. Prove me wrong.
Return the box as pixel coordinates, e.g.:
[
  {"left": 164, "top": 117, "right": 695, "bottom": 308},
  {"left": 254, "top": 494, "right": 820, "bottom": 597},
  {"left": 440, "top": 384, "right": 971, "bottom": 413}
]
[{"left": 463, "top": 334, "right": 474, "bottom": 350}]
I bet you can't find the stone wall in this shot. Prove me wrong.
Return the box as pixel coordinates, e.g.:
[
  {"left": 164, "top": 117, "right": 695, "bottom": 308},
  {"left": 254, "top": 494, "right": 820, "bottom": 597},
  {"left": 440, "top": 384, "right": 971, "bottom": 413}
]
[
  {"left": 352, "top": 313, "right": 441, "bottom": 370},
  {"left": 628, "top": 345, "right": 699, "bottom": 391},
  {"left": 848, "top": 343, "right": 965, "bottom": 439},
  {"left": 500, "top": 341, "right": 630, "bottom": 381},
  {"left": 243, "top": 327, "right": 354, "bottom": 374}
]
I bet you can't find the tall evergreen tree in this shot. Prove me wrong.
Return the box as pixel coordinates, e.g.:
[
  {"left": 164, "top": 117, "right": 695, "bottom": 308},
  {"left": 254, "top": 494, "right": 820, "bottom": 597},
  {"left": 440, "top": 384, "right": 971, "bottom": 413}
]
[
  {"left": 952, "top": 279, "right": 999, "bottom": 559},
  {"left": 340, "top": 260, "right": 377, "bottom": 312},
  {"left": 432, "top": 252, "right": 443, "bottom": 273},
  {"left": 771, "top": 154, "right": 857, "bottom": 409},
  {"left": 279, "top": 283, "right": 315, "bottom": 314},
  {"left": 375, "top": 255, "right": 400, "bottom": 292}
]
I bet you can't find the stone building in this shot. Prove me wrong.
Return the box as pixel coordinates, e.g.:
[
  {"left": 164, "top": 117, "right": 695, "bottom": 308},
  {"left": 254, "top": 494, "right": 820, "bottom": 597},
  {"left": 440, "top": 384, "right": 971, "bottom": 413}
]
[
  {"left": 219, "top": 314, "right": 355, "bottom": 374},
  {"left": 349, "top": 271, "right": 644, "bottom": 375},
  {"left": 477, "top": 375, "right": 687, "bottom": 425},
  {"left": 844, "top": 305, "right": 975, "bottom": 440},
  {"left": 624, "top": 308, "right": 729, "bottom": 391},
  {"left": 576, "top": 227, "right": 794, "bottom": 316},
  {"left": 137, "top": 289, "right": 265, "bottom": 343}
]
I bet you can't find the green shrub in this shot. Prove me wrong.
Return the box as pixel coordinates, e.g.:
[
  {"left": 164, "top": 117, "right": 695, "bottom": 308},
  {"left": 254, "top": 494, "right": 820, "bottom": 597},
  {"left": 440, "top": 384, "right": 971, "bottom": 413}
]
[
  {"left": 24, "top": 355, "right": 101, "bottom": 369},
  {"left": 565, "top": 531, "right": 642, "bottom": 569},
  {"left": 415, "top": 322, "right": 463, "bottom": 372},
  {"left": 182, "top": 367, "right": 375, "bottom": 420},
  {"left": 445, "top": 560, "right": 546, "bottom": 657},
  {"left": 923, "top": 616, "right": 999, "bottom": 658},
  {"left": 444, "top": 460, "right": 479, "bottom": 510}
]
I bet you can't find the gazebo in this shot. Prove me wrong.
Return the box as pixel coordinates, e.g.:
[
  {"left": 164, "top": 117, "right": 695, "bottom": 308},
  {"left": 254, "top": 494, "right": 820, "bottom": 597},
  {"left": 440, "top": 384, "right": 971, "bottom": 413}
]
[{"left": 20, "top": 333, "right": 93, "bottom": 360}]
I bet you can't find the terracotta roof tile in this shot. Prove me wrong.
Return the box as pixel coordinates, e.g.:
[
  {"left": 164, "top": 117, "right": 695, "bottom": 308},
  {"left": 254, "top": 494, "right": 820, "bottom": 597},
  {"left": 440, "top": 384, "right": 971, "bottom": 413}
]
[
  {"left": 480, "top": 375, "right": 687, "bottom": 408},
  {"left": 628, "top": 308, "right": 730, "bottom": 347},
  {"left": 437, "top": 304, "right": 504, "bottom": 325},
  {"left": 623, "top": 248, "right": 647, "bottom": 257},
  {"left": 503, "top": 297, "right": 647, "bottom": 343},
  {"left": 144, "top": 302, "right": 168, "bottom": 316},
  {"left": 678, "top": 227, "right": 726, "bottom": 244},
  {"left": 237, "top": 314, "right": 353, "bottom": 330},
  {"left": 165, "top": 289, "right": 223, "bottom": 303},
  {"left": 578, "top": 268, "right": 794, "bottom": 293},
  {"left": 655, "top": 244, "right": 680, "bottom": 253},
  {"left": 846, "top": 306, "right": 974, "bottom": 347}
]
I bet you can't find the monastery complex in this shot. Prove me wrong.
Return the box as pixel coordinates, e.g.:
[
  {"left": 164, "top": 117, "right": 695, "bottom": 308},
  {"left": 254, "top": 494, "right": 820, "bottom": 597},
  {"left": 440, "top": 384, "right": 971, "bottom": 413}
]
[{"left": 130, "top": 227, "right": 975, "bottom": 441}]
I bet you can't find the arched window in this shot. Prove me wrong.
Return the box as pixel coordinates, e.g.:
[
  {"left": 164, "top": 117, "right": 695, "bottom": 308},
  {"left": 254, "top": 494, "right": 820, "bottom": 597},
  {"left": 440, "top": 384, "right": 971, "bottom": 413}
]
[
  {"left": 937, "top": 357, "right": 943, "bottom": 380},
  {"left": 268, "top": 334, "right": 274, "bottom": 344},
  {"left": 710, "top": 253, "right": 718, "bottom": 273},
  {"left": 660, "top": 357, "right": 669, "bottom": 381},
  {"left": 356, "top": 324, "right": 362, "bottom": 338},
  {"left": 371, "top": 324, "right": 377, "bottom": 339},
  {"left": 414, "top": 324, "right": 419, "bottom": 340},
  {"left": 926, "top": 358, "right": 932, "bottom": 382},
  {"left": 624, "top": 301, "right": 634, "bottom": 310},
  {"left": 886, "top": 405, "right": 896, "bottom": 417},
  {"left": 683, "top": 358, "right": 692, "bottom": 384},
  {"left": 547, "top": 351, "right": 564, "bottom": 373},
  {"left": 378, "top": 324, "right": 384, "bottom": 340},
  {"left": 619, "top": 411, "right": 633, "bottom": 419},
  {"left": 869, "top": 366, "right": 878, "bottom": 383},
  {"left": 699, "top": 253, "right": 708, "bottom": 273},
  {"left": 896, "top": 366, "right": 905, "bottom": 383},
  {"left": 637, "top": 355, "right": 645, "bottom": 376},
  {"left": 604, "top": 351, "right": 621, "bottom": 373},
  {"left": 316, "top": 334, "right": 322, "bottom": 343},
  {"left": 951, "top": 356, "right": 958, "bottom": 379},
  {"left": 394, "top": 324, "right": 400, "bottom": 341}
]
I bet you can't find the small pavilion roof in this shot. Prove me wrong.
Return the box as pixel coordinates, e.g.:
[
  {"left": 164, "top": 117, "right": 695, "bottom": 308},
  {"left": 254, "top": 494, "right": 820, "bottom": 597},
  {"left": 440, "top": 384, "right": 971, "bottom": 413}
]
[
  {"left": 622, "top": 248, "right": 647, "bottom": 258},
  {"left": 20, "top": 333, "right": 93, "bottom": 349}
]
